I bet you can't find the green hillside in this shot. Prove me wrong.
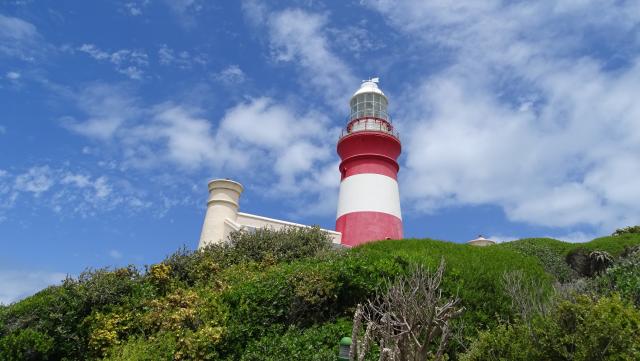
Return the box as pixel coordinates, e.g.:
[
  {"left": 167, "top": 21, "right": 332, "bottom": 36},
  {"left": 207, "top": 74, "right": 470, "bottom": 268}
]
[{"left": 1, "top": 228, "right": 639, "bottom": 360}]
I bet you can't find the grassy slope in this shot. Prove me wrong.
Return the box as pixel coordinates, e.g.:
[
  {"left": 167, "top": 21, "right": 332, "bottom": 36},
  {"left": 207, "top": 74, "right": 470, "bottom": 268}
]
[
  {"left": 498, "top": 234, "right": 640, "bottom": 282},
  {"left": 501, "top": 234, "right": 640, "bottom": 256}
]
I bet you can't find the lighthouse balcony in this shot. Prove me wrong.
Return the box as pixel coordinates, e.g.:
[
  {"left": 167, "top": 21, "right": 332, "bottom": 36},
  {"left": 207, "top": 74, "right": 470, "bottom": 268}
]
[{"left": 340, "top": 117, "right": 399, "bottom": 139}]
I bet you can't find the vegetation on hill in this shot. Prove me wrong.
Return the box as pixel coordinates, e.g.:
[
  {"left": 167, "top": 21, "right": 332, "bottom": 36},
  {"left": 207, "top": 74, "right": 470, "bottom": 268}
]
[{"left": 1, "top": 227, "right": 640, "bottom": 360}]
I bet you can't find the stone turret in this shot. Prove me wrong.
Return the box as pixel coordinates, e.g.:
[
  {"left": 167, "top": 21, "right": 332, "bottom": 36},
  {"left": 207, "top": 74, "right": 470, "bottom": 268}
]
[{"left": 198, "top": 179, "right": 243, "bottom": 248}]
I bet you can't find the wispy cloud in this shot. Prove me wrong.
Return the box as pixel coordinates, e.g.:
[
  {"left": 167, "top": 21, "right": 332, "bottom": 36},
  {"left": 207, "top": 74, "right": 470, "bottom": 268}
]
[
  {"left": 0, "top": 165, "right": 164, "bottom": 221},
  {"left": 109, "top": 249, "right": 123, "bottom": 259},
  {"left": 6, "top": 71, "right": 20, "bottom": 80},
  {"left": 213, "top": 65, "right": 246, "bottom": 85},
  {"left": 157, "top": 44, "right": 207, "bottom": 69},
  {"left": 78, "top": 44, "right": 149, "bottom": 80},
  {"left": 122, "top": 0, "right": 149, "bottom": 16},
  {"left": 14, "top": 166, "right": 54, "bottom": 195},
  {"left": 0, "top": 14, "right": 43, "bottom": 61},
  {"left": 242, "top": 3, "right": 357, "bottom": 109},
  {"left": 61, "top": 83, "right": 139, "bottom": 139},
  {"left": 163, "top": 0, "right": 203, "bottom": 28}
]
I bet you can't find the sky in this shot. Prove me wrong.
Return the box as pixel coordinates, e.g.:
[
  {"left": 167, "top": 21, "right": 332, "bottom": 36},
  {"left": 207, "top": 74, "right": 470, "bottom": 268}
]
[{"left": 1, "top": 0, "right": 640, "bottom": 304}]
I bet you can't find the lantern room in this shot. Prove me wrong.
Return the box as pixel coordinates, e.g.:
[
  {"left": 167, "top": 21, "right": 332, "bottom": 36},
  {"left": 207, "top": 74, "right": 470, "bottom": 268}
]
[{"left": 344, "top": 78, "right": 397, "bottom": 138}]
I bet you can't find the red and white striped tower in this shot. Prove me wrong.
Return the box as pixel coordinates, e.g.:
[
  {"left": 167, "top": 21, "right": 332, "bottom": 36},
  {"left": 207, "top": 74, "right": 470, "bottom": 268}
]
[{"left": 336, "top": 78, "right": 402, "bottom": 247}]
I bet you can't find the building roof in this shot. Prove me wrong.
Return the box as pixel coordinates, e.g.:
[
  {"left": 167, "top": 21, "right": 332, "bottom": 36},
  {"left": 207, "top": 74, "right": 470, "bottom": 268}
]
[
  {"left": 352, "top": 79, "right": 386, "bottom": 98},
  {"left": 467, "top": 235, "right": 496, "bottom": 246}
]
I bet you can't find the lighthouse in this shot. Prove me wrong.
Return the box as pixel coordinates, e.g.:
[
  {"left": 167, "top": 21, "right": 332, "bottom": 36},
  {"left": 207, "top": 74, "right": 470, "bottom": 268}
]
[{"left": 336, "top": 78, "right": 402, "bottom": 247}]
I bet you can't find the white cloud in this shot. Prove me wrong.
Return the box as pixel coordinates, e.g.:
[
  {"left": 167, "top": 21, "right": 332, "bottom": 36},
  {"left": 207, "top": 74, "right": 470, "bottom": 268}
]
[
  {"left": 6, "top": 71, "right": 20, "bottom": 80},
  {"left": 0, "top": 270, "right": 66, "bottom": 305},
  {"left": 60, "top": 82, "right": 341, "bottom": 215},
  {"left": 0, "top": 14, "right": 41, "bottom": 61},
  {"left": 366, "top": 1, "right": 640, "bottom": 232},
  {"left": 61, "top": 173, "right": 112, "bottom": 199},
  {"left": 109, "top": 249, "right": 123, "bottom": 259},
  {"left": 78, "top": 44, "right": 149, "bottom": 80},
  {"left": 62, "top": 83, "right": 139, "bottom": 139},
  {"left": 123, "top": 1, "right": 149, "bottom": 16},
  {"left": 0, "top": 164, "right": 161, "bottom": 221},
  {"left": 214, "top": 65, "right": 246, "bottom": 85},
  {"left": 244, "top": 4, "right": 357, "bottom": 108},
  {"left": 219, "top": 98, "right": 333, "bottom": 179},
  {"left": 14, "top": 166, "right": 54, "bottom": 195},
  {"left": 157, "top": 44, "right": 206, "bottom": 69},
  {"left": 163, "top": 0, "right": 203, "bottom": 27},
  {"left": 150, "top": 104, "right": 220, "bottom": 169}
]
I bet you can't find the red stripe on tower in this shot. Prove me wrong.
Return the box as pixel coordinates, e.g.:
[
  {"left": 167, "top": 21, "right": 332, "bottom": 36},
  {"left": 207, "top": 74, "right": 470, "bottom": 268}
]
[{"left": 336, "top": 78, "right": 403, "bottom": 247}]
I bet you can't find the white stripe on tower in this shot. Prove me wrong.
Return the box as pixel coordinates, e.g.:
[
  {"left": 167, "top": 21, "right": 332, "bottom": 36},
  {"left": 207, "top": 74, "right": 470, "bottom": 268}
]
[{"left": 336, "top": 173, "right": 401, "bottom": 219}]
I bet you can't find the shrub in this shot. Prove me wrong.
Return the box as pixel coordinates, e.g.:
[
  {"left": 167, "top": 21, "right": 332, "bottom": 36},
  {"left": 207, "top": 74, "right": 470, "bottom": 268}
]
[
  {"left": 566, "top": 249, "right": 613, "bottom": 277},
  {"left": 500, "top": 238, "right": 576, "bottom": 282},
  {"left": 85, "top": 308, "right": 135, "bottom": 358},
  {"left": 593, "top": 251, "right": 640, "bottom": 306},
  {"left": 461, "top": 295, "right": 640, "bottom": 360},
  {"left": 160, "top": 226, "right": 333, "bottom": 289},
  {"left": 238, "top": 319, "right": 353, "bottom": 361},
  {"left": 0, "top": 328, "right": 54, "bottom": 361},
  {"left": 613, "top": 225, "right": 640, "bottom": 236},
  {"left": 220, "top": 239, "right": 550, "bottom": 357},
  {"left": 161, "top": 246, "right": 227, "bottom": 288},
  {"left": 227, "top": 226, "right": 334, "bottom": 263},
  {"left": 104, "top": 332, "right": 177, "bottom": 361}
]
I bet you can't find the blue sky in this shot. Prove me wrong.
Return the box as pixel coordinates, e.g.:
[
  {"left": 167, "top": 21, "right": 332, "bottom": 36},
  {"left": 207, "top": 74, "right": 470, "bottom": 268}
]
[{"left": 2, "top": 0, "right": 640, "bottom": 303}]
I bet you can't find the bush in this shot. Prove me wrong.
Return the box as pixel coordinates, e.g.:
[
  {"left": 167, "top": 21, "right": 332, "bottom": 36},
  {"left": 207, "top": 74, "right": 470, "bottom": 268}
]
[
  {"left": 227, "top": 226, "right": 334, "bottom": 264},
  {"left": 566, "top": 249, "right": 613, "bottom": 277},
  {"left": 238, "top": 319, "right": 353, "bottom": 361},
  {"left": 161, "top": 226, "right": 333, "bottom": 289},
  {"left": 593, "top": 251, "right": 640, "bottom": 306},
  {"left": 0, "top": 328, "right": 54, "bottom": 361},
  {"left": 220, "top": 239, "right": 550, "bottom": 357},
  {"left": 613, "top": 225, "right": 640, "bottom": 236},
  {"left": 104, "top": 332, "right": 177, "bottom": 361},
  {"left": 461, "top": 295, "right": 640, "bottom": 360},
  {"left": 500, "top": 238, "right": 577, "bottom": 282}
]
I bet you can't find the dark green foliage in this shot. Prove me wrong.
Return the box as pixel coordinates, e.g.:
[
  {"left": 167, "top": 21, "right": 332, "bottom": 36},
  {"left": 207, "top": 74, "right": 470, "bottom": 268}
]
[
  {"left": 461, "top": 295, "right": 640, "bottom": 360},
  {"left": 593, "top": 250, "right": 640, "bottom": 306},
  {"left": 501, "top": 235, "right": 640, "bottom": 281},
  {"left": 500, "top": 238, "right": 577, "bottom": 282},
  {"left": 613, "top": 225, "right": 640, "bottom": 236},
  {"left": 227, "top": 225, "right": 334, "bottom": 263},
  {"left": 161, "top": 226, "right": 333, "bottom": 288},
  {"left": 238, "top": 319, "right": 353, "bottom": 361},
  {"left": 0, "top": 328, "right": 54, "bottom": 361},
  {"left": 104, "top": 332, "right": 177, "bottom": 361}
]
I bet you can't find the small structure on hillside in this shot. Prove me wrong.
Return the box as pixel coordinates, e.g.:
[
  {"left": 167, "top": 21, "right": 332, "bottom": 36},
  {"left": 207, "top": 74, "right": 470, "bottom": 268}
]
[
  {"left": 467, "top": 235, "right": 496, "bottom": 247},
  {"left": 198, "top": 179, "right": 342, "bottom": 248}
]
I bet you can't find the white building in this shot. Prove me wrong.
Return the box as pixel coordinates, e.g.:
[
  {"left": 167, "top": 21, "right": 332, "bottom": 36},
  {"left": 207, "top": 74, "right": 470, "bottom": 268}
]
[
  {"left": 466, "top": 235, "right": 496, "bottom": 247},
  {"left": 198, "top": 179, "right": 342, "bottom": 248}
]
